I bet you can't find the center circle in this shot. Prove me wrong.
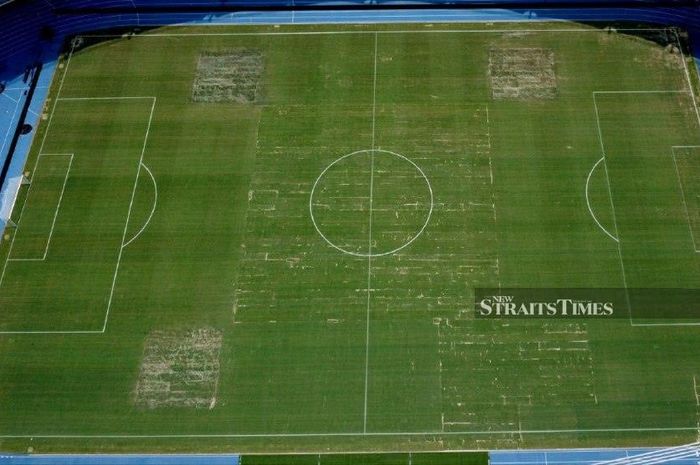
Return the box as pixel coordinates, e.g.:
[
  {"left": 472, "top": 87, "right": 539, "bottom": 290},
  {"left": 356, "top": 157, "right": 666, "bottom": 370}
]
[{"left": 309, "top": 149, "right": 433, "bottom": 258}]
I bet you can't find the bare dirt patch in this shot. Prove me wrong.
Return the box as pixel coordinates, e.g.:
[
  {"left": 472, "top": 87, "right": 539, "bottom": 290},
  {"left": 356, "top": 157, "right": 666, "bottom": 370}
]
[
  {"left": 192, "top": 49, "right": 264, "bottom": 104},
  {"left": 489, "top": 48, "right": 557, "bottom": 100},
  {"left": 134, "top": 328, "right": 223, "bottom": 409}
]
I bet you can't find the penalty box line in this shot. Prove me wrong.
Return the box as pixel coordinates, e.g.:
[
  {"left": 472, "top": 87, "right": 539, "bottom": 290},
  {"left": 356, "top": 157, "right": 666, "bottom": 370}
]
[
  {"left": 592, "top": 90, "right": 700, "bottom": 328},
  {"left": 0, "top": 96, "right": 157, "bottom": 336},
  {"left": 671, "top": 145, "right": 700, "bottom": 254},
  {"left": 363, "top": 32, "right": 378, "bottom": 435},
  {"left": 104, "top": 96, "right": 157, "bottom": 334}
]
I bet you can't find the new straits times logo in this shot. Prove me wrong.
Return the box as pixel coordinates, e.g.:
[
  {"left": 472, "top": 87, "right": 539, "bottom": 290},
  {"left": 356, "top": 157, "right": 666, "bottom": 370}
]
[
  {"left": 474, "top": 288, "right": 700, "bottom": 320},
  {"left": 477, "top": 293, "right": 614, "bottom": 318}
]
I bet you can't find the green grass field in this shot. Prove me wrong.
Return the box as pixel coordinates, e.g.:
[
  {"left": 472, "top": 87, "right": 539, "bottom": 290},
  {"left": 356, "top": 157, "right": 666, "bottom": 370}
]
[{"left": 1, "top": 21, "right": 700, "bottom": 454}]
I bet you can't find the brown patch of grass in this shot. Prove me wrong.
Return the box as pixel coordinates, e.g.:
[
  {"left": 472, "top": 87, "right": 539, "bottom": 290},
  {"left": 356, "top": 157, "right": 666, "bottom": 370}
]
[{"left": 489, "top": 48, "right": 557, "bottom": 100}]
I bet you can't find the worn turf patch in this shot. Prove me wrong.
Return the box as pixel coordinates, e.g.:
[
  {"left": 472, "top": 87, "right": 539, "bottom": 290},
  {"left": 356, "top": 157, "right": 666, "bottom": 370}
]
[
  {"left": 489, "top": 48, "right": 557, "bottom": 100},
  {"left": 192, "top": 49, "right": 264, "bottom": 103},
  {"left": 134, "top": 328, "right": 223, "bottom": 409},
  {"left": 439, "top": 319, "right": 596, "bottom": 437}
]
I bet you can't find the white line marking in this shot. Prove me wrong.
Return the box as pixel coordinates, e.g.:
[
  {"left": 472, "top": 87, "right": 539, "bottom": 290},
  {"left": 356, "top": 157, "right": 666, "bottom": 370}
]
[
  {"left": 1, "top": 93, "right": 18, "bottom": 104},
  {"left": 309, "top": 149, "right": 435, "bottom": 258},
  {"left": 102, "top": 97, "right": 156, "bottom": 333},
  {"left": 592, "top": 92, "right": 632, "bottom": 325},
  {"left": 592, "top": 90, "right": 688, "bottom": 94},
  {"left": 363, "top": 32, "right": 379, "bottom": 434},
  {"left": 309, "top": 149, "right": 433, "bottom": 258},
  {"left": 122, "top": 162, "right": 158, "bottom": 248},
  {"left": 40, "top": 153, "right": 73, "bottom": 260},
  {"left": 671, "top": 146, "right": 700, "bottom": 252},
  {"left": 585, "top": 157, "right": 619, "bottom": 243},
  {"left": 694, "top": 376, "right": 700, "bottom": 407},
  {"left": 57, "top": 96, "right": 157, "bottom": 101},
  {"left": 370, "top": 32, "right": 378, "bottom": 152},
  {"left": 1, "top": 200, "right": 29, "bottom": 291},
  {"left": 631, "top": 322, "right": 700, "bottom": 327},
  {"left": 0, "top": 330, "right": 103, "bottom": 335},
  {"left": 672, "top": 29, "right": 700, "bottom": 132}
]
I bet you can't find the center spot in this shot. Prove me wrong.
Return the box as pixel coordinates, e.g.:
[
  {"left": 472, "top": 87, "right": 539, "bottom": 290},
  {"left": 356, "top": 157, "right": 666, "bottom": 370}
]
[{"left": 310, "top": 149, "right": 433, "bottom": 257}]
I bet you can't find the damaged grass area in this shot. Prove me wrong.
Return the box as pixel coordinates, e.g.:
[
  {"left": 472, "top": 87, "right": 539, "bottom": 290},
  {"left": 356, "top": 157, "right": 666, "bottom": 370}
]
[
  {"left": 489, "top": 48, "right": 558, "bottom": 100},
  {"left": 192, "top": 49, "right": 264, "bottom": 104},
  {"left": 134, "top": 328, "right": 223, "bottom": 409}
]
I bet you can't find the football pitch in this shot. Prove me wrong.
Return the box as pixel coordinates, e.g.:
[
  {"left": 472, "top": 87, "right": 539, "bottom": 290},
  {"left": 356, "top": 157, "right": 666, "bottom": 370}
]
[{"left": 1, "top": 21, "right": 700, "bottom": 453}]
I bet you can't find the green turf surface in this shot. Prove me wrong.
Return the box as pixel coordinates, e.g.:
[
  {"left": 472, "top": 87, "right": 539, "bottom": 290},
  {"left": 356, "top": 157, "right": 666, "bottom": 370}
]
[{"left": 0, "top": 22, "right": 699, "bottom": 453}]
